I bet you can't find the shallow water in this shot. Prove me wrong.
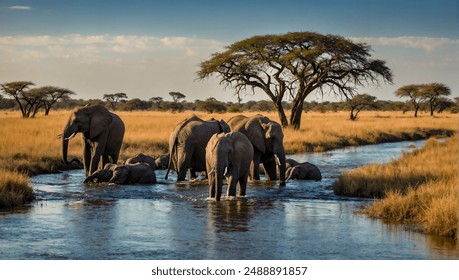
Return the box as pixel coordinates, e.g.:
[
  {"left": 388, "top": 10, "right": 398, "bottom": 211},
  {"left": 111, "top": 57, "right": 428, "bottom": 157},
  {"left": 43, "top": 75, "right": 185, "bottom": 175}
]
[{"left": 1, "top": 140, "right": 457, "bottom": 259}]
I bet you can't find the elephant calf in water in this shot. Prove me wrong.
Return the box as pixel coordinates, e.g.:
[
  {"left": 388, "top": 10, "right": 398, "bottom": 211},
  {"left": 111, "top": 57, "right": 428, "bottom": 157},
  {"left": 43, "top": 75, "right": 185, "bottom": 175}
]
[
  {"left": 84, "top": 163, "right": 117, "bottom": 183},
  {"left": 124, "top": 153, "right": 156, "bottom": 170},
  {"left": 285, "top": 161, "right": 322, "bottom": 181},
  {"left": 109, "top": 163, "right": 157, "bottom": 184},
  {"left": 84, "top": 163, "right": 156, "bottom": 184}
]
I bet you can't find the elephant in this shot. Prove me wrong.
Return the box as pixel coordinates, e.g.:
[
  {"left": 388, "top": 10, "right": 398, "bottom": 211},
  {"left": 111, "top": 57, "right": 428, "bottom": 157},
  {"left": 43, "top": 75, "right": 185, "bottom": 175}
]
[
  {"left": 227, "top": 115, "right": 286, "bottom": 185},
  {"left": 286, "top": 162, "right": 322, "bottom": 181},
  {"left": 206, "top": 132, "right": 254, "bottom": 201},
  {"left": 83, "top": 163, "right": 117, "bottom": 183},
  {"left": 165, "top": 115, "right": 230, "bottom": 181},
  {"left": 62, "top": 104, "right": 125, "bottom": 177},
  {"left": 124, "top": 153, "right": 156, "bottom": 170},
  {"left": 154, "top": 154, "right": 170, "bottom": 170},
  {"left": 109, "top": 163, "right": 157, "bottom": 184}
]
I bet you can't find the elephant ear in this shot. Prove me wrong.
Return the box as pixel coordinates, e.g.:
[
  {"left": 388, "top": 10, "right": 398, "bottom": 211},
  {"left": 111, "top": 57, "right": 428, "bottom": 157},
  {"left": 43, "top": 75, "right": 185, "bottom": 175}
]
[
  {"left": 245, "top": 120, "right": 266, "bottom": 153},
  {"left": 89, "top": 105, "right": 113, "bottom": 138}
]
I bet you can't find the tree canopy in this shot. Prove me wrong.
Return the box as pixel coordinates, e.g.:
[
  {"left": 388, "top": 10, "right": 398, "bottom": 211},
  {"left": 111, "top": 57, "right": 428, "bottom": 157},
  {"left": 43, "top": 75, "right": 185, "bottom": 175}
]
[
  {"left": 103, "top": 92, "right": 128, "bottom": 110},
  {"left": 198, "top": 31, "right": 393, "bottom": 129},
  {"left": 347, "top": 93, "right": 377, "bottom": 121},
  {"left": 394, "top": 83, "right": 451, "bottom": 117}
]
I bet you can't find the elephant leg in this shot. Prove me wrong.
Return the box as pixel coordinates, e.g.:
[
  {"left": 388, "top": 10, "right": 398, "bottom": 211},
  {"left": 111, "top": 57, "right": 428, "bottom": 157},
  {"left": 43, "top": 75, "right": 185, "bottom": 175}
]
[
  {"left": 238, "top": 173, "right": 248, "bottom": 196},
  {"left": 188, "top": 168, "right": 198, "bottom": 180},
  {"left": 89, "top": 134, "right": 108, "bottom": 175},
  {"left": 250, "top": 152, "right": 262, "bottom": 181},
  {"left": 208, "top": 173, "right": 216, "bottom": 198},
  {"left": 176, "top": 146, "right": 190, "bottom": 181},
  {"left": 263, "top": 158, "right": 278, "bottom": 181},
  {"left": 227, "top": 176, "right": 238, "bottom": 197},
  {"left": 83, "top": 140, "right": 92, "bottom": 176},
  {"left": 102, "top": 155, "right": 110, "bottom": 167}
]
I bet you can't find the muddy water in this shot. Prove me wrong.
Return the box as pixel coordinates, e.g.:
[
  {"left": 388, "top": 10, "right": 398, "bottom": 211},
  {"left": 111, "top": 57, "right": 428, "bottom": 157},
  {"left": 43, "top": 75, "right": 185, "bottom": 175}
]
[{"left": 1, "top": 140, "right": 457, "bottom": 259}]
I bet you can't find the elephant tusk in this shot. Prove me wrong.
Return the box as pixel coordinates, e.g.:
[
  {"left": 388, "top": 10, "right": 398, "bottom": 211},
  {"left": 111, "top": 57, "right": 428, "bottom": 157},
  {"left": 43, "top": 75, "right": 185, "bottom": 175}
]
[
  {"left": 209, "top": 167, "right": 216, "bottom": 175},
  {"left": 274, "top": 154, "right": 281, "bottom": 166},
  {"left": 64, "top": 132, "right": 77, "bottom": 140}
]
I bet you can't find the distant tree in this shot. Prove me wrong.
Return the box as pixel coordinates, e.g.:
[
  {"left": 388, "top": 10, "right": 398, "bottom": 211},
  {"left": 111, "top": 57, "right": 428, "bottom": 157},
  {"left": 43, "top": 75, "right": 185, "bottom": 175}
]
[
  {"left": 347, "top": 93, "right": 377, "bottom": 121},
  {"left": 169, "top": 92, "right": 186, "bottom": 103},
  {"left": 196, "top": 98, "right": 227, "bottom": 113},
  {"left": 103, "top": 92, "right": 128, "bottom": 110},
  {"left": 119, "top": 98, "right": 152, "bottom": 111},
  {"left": 394, "top": 84, "right": 426, "bottom": 117},
  {"left": 420, "top": 83, "right": 451, "bottom": 116},
  {"left": 0, "top": 81, "right": 35, "bottom": 117},
  {"left": 150, "top": 96, "right": 164, "bottom": 109},
  {"left": 38, "top": 86, "right": 75, "bottom": 115},
  {"left": 434, "top": 97, "right": 454, "bottom": 113},
  {"left": 198, "top": 31, "right": 393, "bottom": 129},
  {"left": 21, "top": 87, "right": 47, "bottom": 117},
  {"left": 250, "top": 100, "right": 276, "bottom": 112}
]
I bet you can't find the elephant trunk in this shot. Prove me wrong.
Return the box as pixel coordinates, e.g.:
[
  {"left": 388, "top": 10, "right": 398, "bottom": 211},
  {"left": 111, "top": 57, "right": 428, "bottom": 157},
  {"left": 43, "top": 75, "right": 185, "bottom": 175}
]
[
  {"left": 62, "top": 126, "right": 81, "bottom": 166},
  {"left": 215, "top": 164, "right": 225, "bottom": 201}
]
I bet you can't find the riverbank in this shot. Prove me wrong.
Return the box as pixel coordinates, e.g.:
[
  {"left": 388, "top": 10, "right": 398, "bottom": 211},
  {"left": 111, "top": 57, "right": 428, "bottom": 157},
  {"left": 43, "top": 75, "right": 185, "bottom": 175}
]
[
  {"left": 0, "top": 110, "right": 457, "bottom": 209},
  {"left": 334, "top": 136, "right": 458, "bottom": 239}
]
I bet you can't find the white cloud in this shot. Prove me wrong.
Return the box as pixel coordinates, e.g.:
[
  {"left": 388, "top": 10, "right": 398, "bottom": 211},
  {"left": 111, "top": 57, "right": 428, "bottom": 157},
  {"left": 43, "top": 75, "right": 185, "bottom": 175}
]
[
  {"left": 0, "top": 34, "right": 225, "bottom": 58},
  {"left": 8, "top": 6, "right": 32, "bottom": 10},
  {"left": 351, "top": 36, "right": 459, "bottom": 52}
]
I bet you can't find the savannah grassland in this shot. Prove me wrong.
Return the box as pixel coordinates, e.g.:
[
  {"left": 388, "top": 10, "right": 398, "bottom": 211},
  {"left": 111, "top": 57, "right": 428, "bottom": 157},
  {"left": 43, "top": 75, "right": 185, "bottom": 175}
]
[{"left": 0, "top": 109, "right": 457, "bottom": 239}]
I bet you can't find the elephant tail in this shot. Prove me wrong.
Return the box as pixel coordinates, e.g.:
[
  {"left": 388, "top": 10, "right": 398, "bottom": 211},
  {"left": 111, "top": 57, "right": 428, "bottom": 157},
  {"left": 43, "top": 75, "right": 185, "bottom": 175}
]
[{"left": 164, "top": 146, "right": 174, "bottom": 180}]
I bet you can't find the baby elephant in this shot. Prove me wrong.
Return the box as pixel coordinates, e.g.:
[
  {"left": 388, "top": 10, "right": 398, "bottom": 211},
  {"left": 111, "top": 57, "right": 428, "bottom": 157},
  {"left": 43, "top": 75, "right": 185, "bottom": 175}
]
[
  {"left": 206, "top": 131, "right": 254, "bottom": 201},
  {"left": 154, "top": 154, "right": 170, "bottom": 170},
  {"left": 286, "top": 161, "right": 322, "bottom": 181},
  {"left": 109, "top": 163, "right": 157, "bottom": 184},
  {"left": 84, "top": 163, "right": 117, "bottom": 183},
  {"left": 124, "top": 153, "right": 156, "bottom": 170}
]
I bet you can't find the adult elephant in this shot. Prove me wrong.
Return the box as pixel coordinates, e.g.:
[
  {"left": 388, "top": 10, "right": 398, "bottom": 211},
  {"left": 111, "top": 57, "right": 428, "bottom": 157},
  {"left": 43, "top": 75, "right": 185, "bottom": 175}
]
[
  {"left": 109, "top": 163, "right": 156, "bottom": 184},
  {"left": 286, "top": 162, "right": 322, "bottom": 181},
  {"left": 165, "top": 115, "right": 230, "bottom": 181},
  {"left": 62, "top": 104, "right": 125, "bottom": 176},
  {"left": 206, "top": 132, "right": 254, "bottom": 201},
  {"left": 228, "top": 115, "right": 286, "bottom": 185}
]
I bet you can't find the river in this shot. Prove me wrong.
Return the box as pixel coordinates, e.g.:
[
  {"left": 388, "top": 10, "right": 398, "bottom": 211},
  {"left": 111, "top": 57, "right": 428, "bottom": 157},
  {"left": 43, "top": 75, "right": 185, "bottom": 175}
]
[{"left": 0, "top": 139, "right": 457, "bottom": 260}]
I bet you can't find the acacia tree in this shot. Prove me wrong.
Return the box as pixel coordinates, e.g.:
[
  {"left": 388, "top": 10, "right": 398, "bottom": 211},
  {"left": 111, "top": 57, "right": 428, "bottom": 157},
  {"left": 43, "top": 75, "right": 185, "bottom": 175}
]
[
  {"left": 420, "top": 83, "right": 451, "bottom": 116},
  {"left": 150, "top": 96, "right": 164, "bottom": 109},
  {"left": 0, "top": 81, "right": 35, "bottom": 117},
  {"left": 169, "top": 91, "right": 186, "bottom": 103},
  {"left": 103, "top": 92, "right": 128, "bottom": 110},
  {"left": 21, "top": 88, "right": 47, "bottom": 117},
  {"left": 394, "top": 84, "right": 426, "bottom": 117},
  {"left": 197, "top": 31, "right": 393, "bottom": 129},
  {"left": 40, "top": 86, "right": 75, "bottom": 115},
  {"left": 347, "top": 93, "right": 377, "bottom": 121}
]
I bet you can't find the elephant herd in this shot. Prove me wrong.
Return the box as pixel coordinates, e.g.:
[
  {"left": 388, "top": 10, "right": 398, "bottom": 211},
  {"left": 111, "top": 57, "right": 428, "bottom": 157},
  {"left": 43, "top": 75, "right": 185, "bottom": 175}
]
[{"left": 61, "top": 105, "right": 321, "bottom": 201}]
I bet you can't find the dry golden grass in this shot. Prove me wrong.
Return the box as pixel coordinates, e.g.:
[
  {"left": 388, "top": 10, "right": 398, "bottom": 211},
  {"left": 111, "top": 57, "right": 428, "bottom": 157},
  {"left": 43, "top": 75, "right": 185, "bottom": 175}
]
[
  {"left": 0, "top": 109, "right": 457, "bottom": 210},
  {"left": 338, "top": 136, "right": 458, "bottom": 239},
  {"left": 0, "top": 169, "right": 33, "bottom": 208}
]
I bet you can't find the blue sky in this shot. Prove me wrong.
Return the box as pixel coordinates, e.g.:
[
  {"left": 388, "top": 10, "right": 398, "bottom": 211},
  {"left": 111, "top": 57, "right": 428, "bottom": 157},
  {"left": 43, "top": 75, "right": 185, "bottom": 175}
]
[{"left": 0, "top": 0, "right": 458, "bottom": 102}]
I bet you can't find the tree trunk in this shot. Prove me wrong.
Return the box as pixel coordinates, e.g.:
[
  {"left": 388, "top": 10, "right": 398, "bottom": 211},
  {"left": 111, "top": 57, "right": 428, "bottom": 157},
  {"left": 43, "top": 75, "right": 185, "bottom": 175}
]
[
  {"left": 414, "top": 106, "right": 420, "bottom": 117},
  {"left": 274, "top": 101, "right": 288, "bottom": 127},
  {"left": 290, "top": 97, "right": 304, "bottom": 130}
]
